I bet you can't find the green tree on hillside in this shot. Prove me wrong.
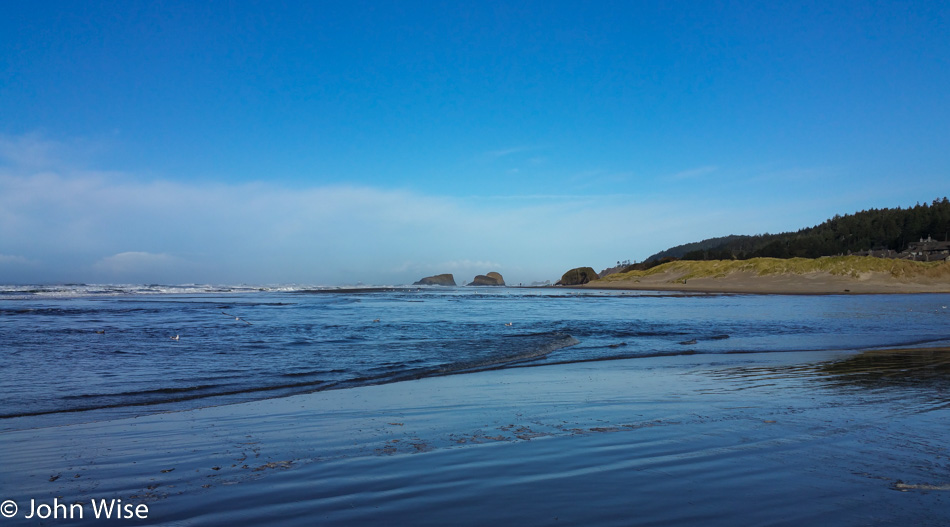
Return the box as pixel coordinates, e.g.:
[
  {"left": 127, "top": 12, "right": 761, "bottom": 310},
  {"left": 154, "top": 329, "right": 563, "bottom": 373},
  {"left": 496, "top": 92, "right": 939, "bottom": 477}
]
[{"left": 650, "top": 198, "right": 950, "bottom": 262}]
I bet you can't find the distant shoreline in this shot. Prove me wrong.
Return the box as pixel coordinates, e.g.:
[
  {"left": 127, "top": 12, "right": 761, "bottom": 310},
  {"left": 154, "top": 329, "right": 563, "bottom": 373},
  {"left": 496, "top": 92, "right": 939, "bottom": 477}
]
[
  {"left": 575, "top": 279, "right": 950, "bottom": 295},
  {"left": 573, "top": 256, "right": 950, "bottom": 295}
]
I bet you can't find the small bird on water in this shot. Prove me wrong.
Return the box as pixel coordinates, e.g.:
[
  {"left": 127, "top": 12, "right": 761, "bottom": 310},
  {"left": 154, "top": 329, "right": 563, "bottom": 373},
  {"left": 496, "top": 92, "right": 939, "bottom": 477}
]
[{"left": 170, "top": 335, "right": 180, "bottom": 341}]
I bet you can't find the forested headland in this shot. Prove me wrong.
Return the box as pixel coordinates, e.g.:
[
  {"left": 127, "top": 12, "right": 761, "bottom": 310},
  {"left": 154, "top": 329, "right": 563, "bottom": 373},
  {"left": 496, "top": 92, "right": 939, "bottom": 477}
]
[{"left": 637, "top": 198, "right": 950, "bottom": 267}]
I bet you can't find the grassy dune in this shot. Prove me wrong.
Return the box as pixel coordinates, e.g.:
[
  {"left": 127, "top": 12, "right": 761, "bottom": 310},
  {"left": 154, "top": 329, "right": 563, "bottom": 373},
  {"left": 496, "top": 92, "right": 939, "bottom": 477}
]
[{"left": 600, "top": 256, "right": 950, "bottom": 283}]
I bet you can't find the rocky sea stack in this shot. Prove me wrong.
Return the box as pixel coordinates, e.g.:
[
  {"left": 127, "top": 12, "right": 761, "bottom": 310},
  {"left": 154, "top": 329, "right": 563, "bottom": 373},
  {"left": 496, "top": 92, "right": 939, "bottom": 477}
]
[
  {"left": 556, "top": 267, "right": 599, "bottom": 286},
  {"left": 413, "top": 274, "right": 457, "bottom": 286},
  {"left": 467, "top": 272, "right": 505, "bottom": 286}
]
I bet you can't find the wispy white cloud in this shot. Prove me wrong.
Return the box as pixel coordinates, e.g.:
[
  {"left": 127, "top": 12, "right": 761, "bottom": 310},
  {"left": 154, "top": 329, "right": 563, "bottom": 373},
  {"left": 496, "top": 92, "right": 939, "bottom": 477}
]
[
  {"left": 0, "top": 253, "right": 32, "bottom": 265},
  {"left": 563, "top": 169, "right": 635, "bottom": 190},
  {"left": 744, "top": 166, "right": 836, "bottom": 185},
  {"left": 89, "top": 252, "right": 200, "bottom": 284},
  {"left": 0, "top": 132, "right": 111, "bottom": 170},
  {"left": 0, "top": 133, "right": 60, "bottom": 169},
  {"left": 484, "top": 146, "right": 535, "bottom": 159},
  {"left": 393, "top": 259, "right": 504, "bottom": 277},
  {"left": 93, "top": 251, "right": 182, "bottom": 273},
  {"left": 441, "top": 259, "right": 503, "bottom": 271},
  {"left": 666, "top": 166, "right": 718, "bottom": 181},
  {"left": 470, "top": 193, "right": 635, "bottom": 201}
]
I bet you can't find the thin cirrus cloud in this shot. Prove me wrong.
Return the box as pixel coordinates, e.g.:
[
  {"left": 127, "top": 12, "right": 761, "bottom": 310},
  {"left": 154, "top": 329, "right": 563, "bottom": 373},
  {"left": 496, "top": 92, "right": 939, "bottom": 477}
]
[
  {"left": 91, "top": 252, "right": 188, "bottom": 283},
  {"left": 666, "top": 166, "right": 719, "bottom": 181},
  {"left": 482, "top": 146, "right": 542, "bottom": 160},
  {"left": 391, "top": 259, "right": 505, "bottom": 282},
  {"left": 0, "top": 253, "right": 31, "bottom": 265}
]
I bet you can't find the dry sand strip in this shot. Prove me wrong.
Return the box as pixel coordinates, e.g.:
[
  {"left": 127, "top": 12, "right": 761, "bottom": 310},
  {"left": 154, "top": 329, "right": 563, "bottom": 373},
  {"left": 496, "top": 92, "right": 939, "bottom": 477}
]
[
  {"left": 2, "top": 349, "right": 949, "bottom": 525},
  {"left": 585, "top": 270, "right": 950, "bottom": 294},
  {"left": 574, "top": 257, "right": 950, "bottom": 295}
]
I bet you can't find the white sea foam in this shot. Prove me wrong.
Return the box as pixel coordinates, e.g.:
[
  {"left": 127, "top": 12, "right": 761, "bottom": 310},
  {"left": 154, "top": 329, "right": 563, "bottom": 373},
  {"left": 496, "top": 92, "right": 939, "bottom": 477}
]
[{"left": 0, "top": 283, "right": 409, "bottom": 298}]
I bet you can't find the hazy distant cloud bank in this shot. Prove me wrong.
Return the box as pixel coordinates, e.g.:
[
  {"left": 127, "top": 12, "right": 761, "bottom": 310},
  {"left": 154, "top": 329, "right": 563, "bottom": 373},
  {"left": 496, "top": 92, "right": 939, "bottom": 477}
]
[
  {"left": 0, "top": 135, "right": 670, "bottom": 284},
  {"left": 0, "top": 133, "right": 853, "bottom": 285},
  {"left": 0, "top": 253, "right": 31, "bottom": 265},
  {"left": 91, "top": 252, "right": 189, "bottom": 283}
]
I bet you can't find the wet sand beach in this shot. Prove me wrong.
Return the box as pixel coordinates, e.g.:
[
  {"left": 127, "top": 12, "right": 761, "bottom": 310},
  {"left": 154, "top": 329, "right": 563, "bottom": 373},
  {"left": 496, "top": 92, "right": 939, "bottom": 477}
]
[{"left": 2, "top": 348, "right": 949, "bottom": 525}]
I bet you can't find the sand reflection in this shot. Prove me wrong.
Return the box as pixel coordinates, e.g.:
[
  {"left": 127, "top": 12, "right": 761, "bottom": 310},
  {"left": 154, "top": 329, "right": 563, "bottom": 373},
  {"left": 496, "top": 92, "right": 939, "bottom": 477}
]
[{"left": 704, "top": 347, "right": 950, "bottom": 412}]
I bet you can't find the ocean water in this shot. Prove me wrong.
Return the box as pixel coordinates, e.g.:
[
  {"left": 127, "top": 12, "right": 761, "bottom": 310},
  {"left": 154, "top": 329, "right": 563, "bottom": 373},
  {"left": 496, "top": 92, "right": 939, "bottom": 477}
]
[{"left": 2, "top": 284, "right": 949, "bottom": 430}]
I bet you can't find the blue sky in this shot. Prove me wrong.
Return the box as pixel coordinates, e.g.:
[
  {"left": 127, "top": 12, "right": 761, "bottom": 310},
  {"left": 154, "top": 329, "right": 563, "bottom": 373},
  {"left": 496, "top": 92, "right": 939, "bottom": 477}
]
[{"left": 1, "top": 1, "right": 948, "bottom": 285}]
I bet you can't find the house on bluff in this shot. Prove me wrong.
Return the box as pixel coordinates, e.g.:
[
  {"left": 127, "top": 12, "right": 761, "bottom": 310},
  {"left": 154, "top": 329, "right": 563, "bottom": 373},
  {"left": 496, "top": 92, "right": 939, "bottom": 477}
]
[{"left": 904, "top": 236, "right": 950, "bottom": 261}]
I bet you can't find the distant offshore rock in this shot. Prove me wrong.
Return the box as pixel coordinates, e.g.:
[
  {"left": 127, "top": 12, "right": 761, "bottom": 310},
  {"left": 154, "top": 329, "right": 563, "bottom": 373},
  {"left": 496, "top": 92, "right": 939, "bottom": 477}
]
[
  {"left": 467, "top": 272, "right": 505, "bottom": 286},
  {"left": 556, "top": 267, "right": 600, "bottom": 286},
  {"left": 413, "top": 274, "right": 457, "bottom": 286}
]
